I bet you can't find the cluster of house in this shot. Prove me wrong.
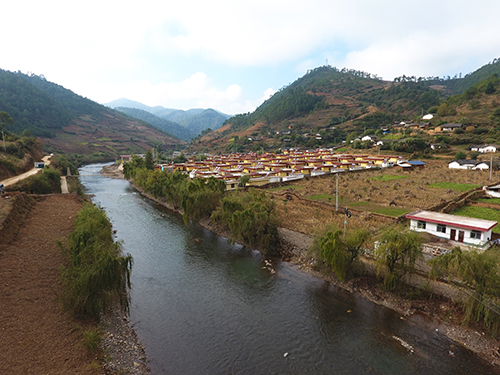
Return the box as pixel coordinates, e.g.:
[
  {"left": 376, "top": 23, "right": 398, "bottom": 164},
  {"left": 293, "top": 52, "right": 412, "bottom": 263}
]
[
  {"left": 448, "top": 159, "right": 490, "bottom": 170},
  {"left": 128, "top": 146, "right": 499, "bottom": 251},
  {"left": 156, "top": 150, "right": 406, "bottom": 191}
]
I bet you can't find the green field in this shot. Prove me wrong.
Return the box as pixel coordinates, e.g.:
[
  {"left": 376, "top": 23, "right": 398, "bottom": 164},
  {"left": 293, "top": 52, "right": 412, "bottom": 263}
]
[
  {"left": 477, "top": 198, "right": 500, "bottom": 204},
  {"left": 429, "top": 182, "right": 480, "bottom": 192},
  {"left": 451, "top": 206, "right": 500, "bottom": 233},
  {"left": 368, "top": 175, "right": 407, "bottom": 182},
  {"left": 308, "top": 193, "right": 334, "bottom": 202}
]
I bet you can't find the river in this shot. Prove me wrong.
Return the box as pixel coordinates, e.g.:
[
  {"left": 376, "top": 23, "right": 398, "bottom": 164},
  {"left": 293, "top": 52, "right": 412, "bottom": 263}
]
[{"left": 80, "top": 163, "right": 496, "bottom": 374}]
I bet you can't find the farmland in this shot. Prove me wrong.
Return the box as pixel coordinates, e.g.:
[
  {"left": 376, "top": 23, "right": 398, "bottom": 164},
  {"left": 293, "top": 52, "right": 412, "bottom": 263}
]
[{"left": 264, "top": 158, "right": 497, "bottom": 235}]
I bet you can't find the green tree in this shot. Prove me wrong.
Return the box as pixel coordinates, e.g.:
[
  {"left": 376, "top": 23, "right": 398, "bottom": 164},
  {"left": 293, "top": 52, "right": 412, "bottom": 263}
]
[
  {"left": 429, "top": 247, "right": 500, "bottom": 336},
  {"left": 375, "top": 228, "right": 422, "bottom": 290},
  {"left": 455, "top": 151, "right": 467, "bottom": 160},
  {"left": 211, "top": 189, "right": 280, "bottom": 254},
  {"left": 485, "top": 81, "right": 496, "bottom": 95},
  {"left": 238, "top": 175, "right": 250, "bottom": 188},
  {"left": 145, "top": 149, "right": 154, "bottom": 170},
  {"left": 0, "top": 111, "right": 14, "bottom": 151},
  {"left": 313, "top": 226, "right": 370, "bottom": 281}
]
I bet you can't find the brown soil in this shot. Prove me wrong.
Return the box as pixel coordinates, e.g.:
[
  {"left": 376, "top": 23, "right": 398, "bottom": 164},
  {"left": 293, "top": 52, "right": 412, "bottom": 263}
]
[{"left": 0, "top": 194, "right": 102, "bottom": 374}]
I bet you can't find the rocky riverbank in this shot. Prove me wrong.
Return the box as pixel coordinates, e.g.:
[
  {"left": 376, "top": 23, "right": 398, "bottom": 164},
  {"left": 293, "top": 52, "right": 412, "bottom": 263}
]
[{"left": 100, "top": 308, "right": 150, "bottom": 374}]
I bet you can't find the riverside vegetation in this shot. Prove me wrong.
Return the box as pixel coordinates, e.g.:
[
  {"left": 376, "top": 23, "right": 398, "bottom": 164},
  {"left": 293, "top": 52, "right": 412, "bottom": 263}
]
[
  {"left": 60, "top": 202, "right": 133, "bottom": 319},
  {"left": 124, "top": 155, "right": 500, "bottom": 339}
]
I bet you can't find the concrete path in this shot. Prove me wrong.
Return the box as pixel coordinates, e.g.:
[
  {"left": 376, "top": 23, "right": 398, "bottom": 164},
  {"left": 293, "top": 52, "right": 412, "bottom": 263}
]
[{"left": 60, "top": 176, "right": 69, "bottom": 194}]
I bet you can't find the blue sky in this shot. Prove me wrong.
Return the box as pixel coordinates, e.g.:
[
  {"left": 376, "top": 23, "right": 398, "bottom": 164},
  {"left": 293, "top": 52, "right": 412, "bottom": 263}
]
[{"left": 2, "top": 0, "right": 500, "bottom": 115}]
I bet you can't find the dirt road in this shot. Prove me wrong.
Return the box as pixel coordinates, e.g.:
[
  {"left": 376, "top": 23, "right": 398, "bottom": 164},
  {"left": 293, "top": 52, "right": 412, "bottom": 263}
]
[
  {"left": 0, "top": 155, "right": 52, "bottom": 187},
  {"left": 0, "top": 194, "right": 100, "bottom": 374}
]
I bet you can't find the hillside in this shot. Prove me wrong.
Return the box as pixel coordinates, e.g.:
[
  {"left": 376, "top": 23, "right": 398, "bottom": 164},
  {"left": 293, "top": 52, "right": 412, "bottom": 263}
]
[
  {"left": 0, "top": 70, "right": 185, "bottom": 156},
  {"left": 190, "top": 61, "right": 500, "bottom": 154},
  {"left": 189, "top": 66, "right": 443, "bottom": 153}
]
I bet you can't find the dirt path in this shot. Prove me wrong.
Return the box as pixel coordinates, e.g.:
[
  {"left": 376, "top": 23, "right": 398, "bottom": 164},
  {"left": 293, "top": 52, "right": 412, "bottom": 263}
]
[
  {"left": 0, "top": 194, "right": 101, "bottom": 374},
  {"left": 0, "top": 155, "right": 52, "bottom": 187}
]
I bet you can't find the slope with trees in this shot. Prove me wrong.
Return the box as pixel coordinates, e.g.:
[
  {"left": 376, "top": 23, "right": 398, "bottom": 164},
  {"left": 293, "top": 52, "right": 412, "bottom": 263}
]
[{"left": 0, "top": 69, "right": 185, "bottom": 156}]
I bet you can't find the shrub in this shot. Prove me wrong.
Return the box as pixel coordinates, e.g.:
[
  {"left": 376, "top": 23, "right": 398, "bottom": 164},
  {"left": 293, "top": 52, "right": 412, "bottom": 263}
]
[{"left": 60, "top": 203, "right": 133, "bottom": 319}]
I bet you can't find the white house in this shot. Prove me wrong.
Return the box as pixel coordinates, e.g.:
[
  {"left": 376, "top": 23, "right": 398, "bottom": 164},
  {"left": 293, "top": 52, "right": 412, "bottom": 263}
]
[
  {"left": 406, "top": 210, "right": 497, "bottom": 248},
  {"left": 470, "top": 145, "right": 497, "bottom": 153},
  {"left": 448, "top": 159, "right": 488, "bottom": 170}
]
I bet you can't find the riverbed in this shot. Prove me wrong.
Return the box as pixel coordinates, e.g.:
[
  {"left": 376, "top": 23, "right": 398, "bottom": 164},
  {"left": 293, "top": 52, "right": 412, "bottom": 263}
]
[{"left": 80, "top": 163, "right": 498, "bottom": 374}]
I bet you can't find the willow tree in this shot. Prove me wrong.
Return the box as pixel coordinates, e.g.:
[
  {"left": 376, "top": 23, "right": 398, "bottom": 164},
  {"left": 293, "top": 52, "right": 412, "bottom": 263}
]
[
  {"left": 60, "top": 203, "right": 133, "bottom": 319},
  {"left": 313, "top": 226, "right": 370, "bottom": 281},
  {"left": 375, "top": 228, "right": 422, "bottom": 290},
  {"left": 429, "top": 247, "right": 500, "bottom": 336}
]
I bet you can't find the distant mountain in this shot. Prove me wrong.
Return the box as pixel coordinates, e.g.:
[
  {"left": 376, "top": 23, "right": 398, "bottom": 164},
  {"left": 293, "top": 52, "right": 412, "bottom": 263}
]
[
  {"left": 0, "top": 70, "right": 184, "bottom": 155},
  {"left": 115, "top": 107, "right": 196, "bottom": 141},
  {"left": 164, "top": 108, "right": 230, "bottom": 134},
  {"left": 104, "top": 98, "right": 177, "bottom": 115},
  {"left": 104, "top": 99, "right": 228, "bottom": 135}
]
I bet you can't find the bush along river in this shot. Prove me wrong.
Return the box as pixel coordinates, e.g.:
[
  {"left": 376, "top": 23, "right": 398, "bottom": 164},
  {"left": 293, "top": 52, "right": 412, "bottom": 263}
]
[{"left": 80, "top": 163, "right": 497, "bottom": 374}]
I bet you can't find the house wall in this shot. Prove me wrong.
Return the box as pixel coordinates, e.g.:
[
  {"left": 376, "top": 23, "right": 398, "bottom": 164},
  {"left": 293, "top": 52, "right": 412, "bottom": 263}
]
[{"left": 409, "top": 219, "right": 491, "bottom": 247}]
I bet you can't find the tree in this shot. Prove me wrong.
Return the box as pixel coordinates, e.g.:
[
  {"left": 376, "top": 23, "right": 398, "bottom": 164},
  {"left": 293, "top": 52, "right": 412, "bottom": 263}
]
[
  {"left": 313, "top": 226, "right": 370, "bottom": 281},
  {"left": 238, "top": 175, "right": 250, "bottom": 188},
  {"left": 429, "top": 247, "right": 500, "bottom": 336},
  {"left": 485, "top": 81, "right": 496, "bottom": 95},
  {"left": 145, "top": 149, "right": 154, "bottom": 170},
  {"left": 454, "top": 151, "right": 467, "bottom": 160},
  {"left": 375, "top": 228, "right": 422, "bottom": 290},
  {"left": 0, "top": 111, "right": 14, "bottom": 151}
]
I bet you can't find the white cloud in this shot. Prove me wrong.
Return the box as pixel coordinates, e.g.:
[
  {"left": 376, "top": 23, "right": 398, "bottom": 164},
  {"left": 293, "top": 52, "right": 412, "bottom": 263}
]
[{"left": 2, "top": 0, "right": 500, "bottom": 115}]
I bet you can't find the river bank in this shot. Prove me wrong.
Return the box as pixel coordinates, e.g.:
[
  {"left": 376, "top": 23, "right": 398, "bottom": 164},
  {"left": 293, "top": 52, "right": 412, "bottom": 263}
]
[{"left": 100, "top": 163, "right": 500, "bottom": 367}]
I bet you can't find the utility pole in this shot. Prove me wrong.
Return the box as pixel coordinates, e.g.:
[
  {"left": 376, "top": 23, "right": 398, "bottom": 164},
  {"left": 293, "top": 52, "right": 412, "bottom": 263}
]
[
  {"left": 490, "top": 156, "right": 493, "bottom": 181},
  {"left": 336, "top": 172, "right": 339, "bottom": 212}
]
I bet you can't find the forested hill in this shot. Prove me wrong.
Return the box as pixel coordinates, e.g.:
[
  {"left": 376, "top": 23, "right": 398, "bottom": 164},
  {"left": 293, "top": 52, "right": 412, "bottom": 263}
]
[
  {"left": 190, "top": 60, "right": 500, "bottom": 154},
  {"left": 192, "top": 66, "right": 444, "bottom": 153},
  {"left": 423, "top": 58, "right": 500, "bottom": 96},
  {"left": 0, "top": 69, "right": 185, "bottom": 155}
]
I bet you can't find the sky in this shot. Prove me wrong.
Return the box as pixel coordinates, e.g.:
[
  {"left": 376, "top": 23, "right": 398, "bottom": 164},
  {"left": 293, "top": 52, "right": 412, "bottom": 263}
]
[{"left": 2, "top": 1, "right": 500, "bottom": 115}]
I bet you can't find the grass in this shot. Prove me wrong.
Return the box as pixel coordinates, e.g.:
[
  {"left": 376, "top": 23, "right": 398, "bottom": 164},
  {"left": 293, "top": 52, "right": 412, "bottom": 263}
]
[
  {"left": 477, "top": 198, "right": 500, "bottom": 204},
  {"left": 368, "top": 175, "right": 407, "bottom": 182},
  {"left": 269, "top": 185, "right": 304, "bottom": 192},
  {"left": 371, "top": 207, "right": 411, "bottom": 217},
  {"left": 451, "top": 206, "right": 500, "bottom": 234},
  {"left": 428, "top": 182, "right": 480, "bottom": 192},
  {"left": 82, "top": 327, "right": 103, "bottom": 352},
  {"left": 309, "top": 193, "right": 334, "bottom": 201}
]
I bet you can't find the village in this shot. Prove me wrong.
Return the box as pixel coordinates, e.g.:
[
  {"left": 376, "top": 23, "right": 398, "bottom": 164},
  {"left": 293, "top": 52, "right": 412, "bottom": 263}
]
[{"left": 119, "top": 145, "right": 500, "bottom": 256}]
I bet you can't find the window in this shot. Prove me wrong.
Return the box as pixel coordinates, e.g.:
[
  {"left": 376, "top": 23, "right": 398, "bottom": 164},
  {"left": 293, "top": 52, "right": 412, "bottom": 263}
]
[
  {"left": 470, "top": 231, "right": 481, "bottom": 240},
  {"left": 437, "top": 224, "right": 446, "bottom": 233},
  {"left": 417, "top": 221, "right": 426, "bottom": 229}
]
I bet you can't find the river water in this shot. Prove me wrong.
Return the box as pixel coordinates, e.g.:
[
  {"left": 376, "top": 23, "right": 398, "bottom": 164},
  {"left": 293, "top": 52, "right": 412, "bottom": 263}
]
[{"left": 80, "top": 163, "right": 496, "bottom": 374}]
